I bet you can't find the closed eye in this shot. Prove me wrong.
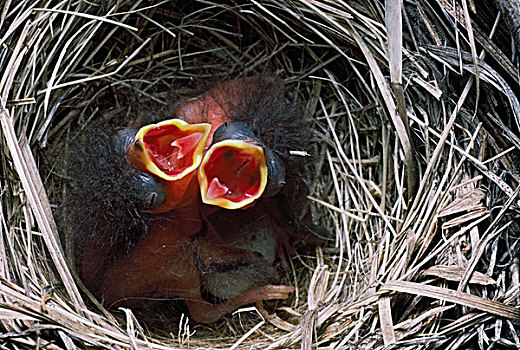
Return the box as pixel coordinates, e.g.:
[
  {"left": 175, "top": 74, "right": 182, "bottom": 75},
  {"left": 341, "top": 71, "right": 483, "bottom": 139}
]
[{"left": 148, "top": 192, "right": 158, "bottom": 208}]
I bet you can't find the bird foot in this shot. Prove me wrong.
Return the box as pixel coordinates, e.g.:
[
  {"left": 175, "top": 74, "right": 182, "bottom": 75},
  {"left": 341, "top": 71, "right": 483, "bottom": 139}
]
[
  {"left": 240, "top": 285, "right": 294, "bottom": 319},
  {"left": 240, "top": 284, "right": 295, "bottom": 303},
  {"left": 186, "top": 284, "right": 294, "bottom": 323}
]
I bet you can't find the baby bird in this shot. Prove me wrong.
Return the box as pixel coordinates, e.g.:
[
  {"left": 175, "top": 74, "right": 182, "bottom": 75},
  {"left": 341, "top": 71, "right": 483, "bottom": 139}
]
[{"left": 62, "top": 76, "right": 310, "bottom": 323}]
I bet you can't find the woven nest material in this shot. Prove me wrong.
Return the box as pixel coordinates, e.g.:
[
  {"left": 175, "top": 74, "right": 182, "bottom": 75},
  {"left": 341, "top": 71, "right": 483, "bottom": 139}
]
[{"left": 2, "top": 0, "right": 520, "bottom": 349}]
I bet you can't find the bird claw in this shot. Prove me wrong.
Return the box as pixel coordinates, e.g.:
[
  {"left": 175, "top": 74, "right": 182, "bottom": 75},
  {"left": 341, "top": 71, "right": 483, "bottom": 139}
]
[
  {"left": 185, "top": 284, "right": 294, "bottom": 324},
  {"left": 244, "top": 285, "right": 294, "bottom": 319},
  {"left": 241, "top": 284, "right": 295, "bottom": 303}
]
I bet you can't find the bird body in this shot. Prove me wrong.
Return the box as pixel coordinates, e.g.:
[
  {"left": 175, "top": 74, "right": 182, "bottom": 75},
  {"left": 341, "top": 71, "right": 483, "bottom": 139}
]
[{"left": 64, "top": 76, "right": 310, "bottom": 323}]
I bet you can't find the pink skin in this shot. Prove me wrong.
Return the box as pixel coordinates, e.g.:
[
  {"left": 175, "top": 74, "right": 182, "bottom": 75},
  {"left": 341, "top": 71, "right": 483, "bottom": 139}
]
[
  {"left": 175, "top": 77, "right": 265, "bottom": 145},
  {"left": 91, "top": 206, "right": 293, "bottom": 323},
  {"left": 81, "top": 78, "right": 295, "bottom": 323}
]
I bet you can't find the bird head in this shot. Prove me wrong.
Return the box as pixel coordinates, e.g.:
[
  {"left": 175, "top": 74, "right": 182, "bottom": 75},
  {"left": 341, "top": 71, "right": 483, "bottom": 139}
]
[
  {"left": 198, "top": 121, "right": 286, "bottom": 209},
  {"left": 124, "top": 119, "right": 211, "bottom": 213},
  {"left": 112, "top": 128, "right": 170, "bottom": 211}
]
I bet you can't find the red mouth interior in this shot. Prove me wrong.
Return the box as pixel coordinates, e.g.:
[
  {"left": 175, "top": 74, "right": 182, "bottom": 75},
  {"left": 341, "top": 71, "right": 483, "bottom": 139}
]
[
  {"left": 143, "top": 124, "right": 203, "bottom": 176},
  {"left": 203, "top": 146, "right": 263, "bottom": 203}
]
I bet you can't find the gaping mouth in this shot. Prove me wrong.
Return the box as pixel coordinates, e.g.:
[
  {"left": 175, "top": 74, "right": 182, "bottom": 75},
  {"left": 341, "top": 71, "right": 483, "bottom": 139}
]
[
  {"left": 127, "top": 119, "right": 211, "bottom": 181},
  {"left": 198, "top": 140, "right": 268, "bottom": 209}
]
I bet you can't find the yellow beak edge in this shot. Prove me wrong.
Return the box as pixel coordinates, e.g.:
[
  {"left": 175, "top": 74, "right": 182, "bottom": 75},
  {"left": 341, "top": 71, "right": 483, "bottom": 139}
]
[
  {"left": 198, "top": 139, "right": 268, "bottom": 209},
  {"left": 128, "top": 119, "right": 211, "bottom": 181}
]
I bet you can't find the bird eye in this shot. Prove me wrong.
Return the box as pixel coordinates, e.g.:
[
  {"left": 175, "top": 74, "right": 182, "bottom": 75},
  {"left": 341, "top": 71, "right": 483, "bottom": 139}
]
[
  {"left": 148, "top": 192, "right": 159, "bottom": 208},
  {"left": 133, "top": 172, "right": 168, "bottom": 210}
]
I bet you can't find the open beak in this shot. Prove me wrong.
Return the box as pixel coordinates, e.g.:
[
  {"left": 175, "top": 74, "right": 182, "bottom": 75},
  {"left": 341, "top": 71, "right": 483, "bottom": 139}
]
[
  {"left": 127, "top": 119, "right": 211, "bottom": 180},
  {"left": 127, "top": 119, "right": 211, "bottom": 212},
  {"left": 198, "top": 140, "right": 268, "bottom": 209}
]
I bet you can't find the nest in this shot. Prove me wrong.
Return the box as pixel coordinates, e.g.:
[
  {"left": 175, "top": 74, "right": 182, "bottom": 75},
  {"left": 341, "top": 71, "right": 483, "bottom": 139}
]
[{"left": 2, "top": 0, "right": 520, "bottom": 348}]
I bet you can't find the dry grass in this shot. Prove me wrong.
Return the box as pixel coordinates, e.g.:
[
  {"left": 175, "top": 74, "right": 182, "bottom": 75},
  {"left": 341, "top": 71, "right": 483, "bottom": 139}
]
[{"left": 1, "top": 0, "right": 520, "bottom": 349}]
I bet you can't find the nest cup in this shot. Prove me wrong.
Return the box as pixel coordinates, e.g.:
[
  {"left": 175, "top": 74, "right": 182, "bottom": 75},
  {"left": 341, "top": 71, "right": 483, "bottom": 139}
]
[{"left": 2, "top": 0, "right": 520, "bottom": 348}]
